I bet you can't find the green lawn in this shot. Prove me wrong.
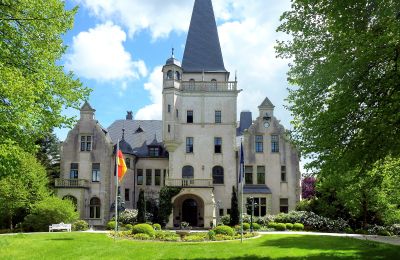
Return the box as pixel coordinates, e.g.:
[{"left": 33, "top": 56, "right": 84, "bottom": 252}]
[{"left": 0, "top": 233, "right": 398, "bottom": 259}]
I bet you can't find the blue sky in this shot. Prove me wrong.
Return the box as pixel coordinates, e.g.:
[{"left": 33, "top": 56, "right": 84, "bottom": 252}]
[{"left": 57, "top": 0, "right": 293, "bottom": 141}]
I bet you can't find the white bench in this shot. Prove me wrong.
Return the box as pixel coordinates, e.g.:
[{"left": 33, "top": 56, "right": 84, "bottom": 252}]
[{"left": 49, "top": 223, "right": 72, "bottom": 232}]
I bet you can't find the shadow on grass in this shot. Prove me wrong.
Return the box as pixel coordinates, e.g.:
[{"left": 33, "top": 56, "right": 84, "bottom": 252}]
[{"left": 46, "top": 238, "right": 74, "bottom": 241}]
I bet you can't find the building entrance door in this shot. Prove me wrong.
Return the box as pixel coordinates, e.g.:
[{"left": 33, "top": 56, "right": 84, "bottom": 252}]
[{"left": 182, "top": 199, "right": 198, "bottom": 226}]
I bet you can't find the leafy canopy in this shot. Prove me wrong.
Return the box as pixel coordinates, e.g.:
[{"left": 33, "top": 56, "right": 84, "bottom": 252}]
[
  {"left": 0, "top": 0, "right": 90, "bottom": 152},
  {"left": 276, "top": 0, "right": 400, "bottom": 174}
]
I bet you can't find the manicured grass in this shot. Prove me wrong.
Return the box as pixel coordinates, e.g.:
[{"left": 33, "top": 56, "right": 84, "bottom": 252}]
[{"left": 0, "top": 232, "right": 398, "bottom": 259}]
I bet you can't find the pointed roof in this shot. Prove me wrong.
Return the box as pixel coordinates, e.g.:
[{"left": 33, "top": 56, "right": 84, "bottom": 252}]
[
  {"left": 80, "top": 101, "right": 95, "bottom": 112},
  {"left": 259, "top": 97, "right": 275, "bottom": 108},
  {"left": 182, "top": 0, "right": 226, "bottom": 73}
]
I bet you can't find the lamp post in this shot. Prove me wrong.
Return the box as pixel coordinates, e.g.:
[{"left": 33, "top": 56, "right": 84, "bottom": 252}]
[{"left": 250, "top": 197, "right": 254, "bottom": 232}]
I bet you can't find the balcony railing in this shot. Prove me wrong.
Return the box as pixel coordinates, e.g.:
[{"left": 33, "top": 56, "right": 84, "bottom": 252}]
[
  {"left": 165, "top": 178, "right": 213, "bottom": 187},
  {"left": 181, "top": 81, "right": 237, "bottom": 92},
  {"left": 55, "top": 178, "right": 89, "bottom": 189}
]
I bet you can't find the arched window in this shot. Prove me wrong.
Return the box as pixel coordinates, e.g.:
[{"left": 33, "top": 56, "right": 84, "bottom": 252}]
[
  {"left": 212, "top": 166, "right": 224, "bottom": 184},
  {"left": 182, "top": 165, "right": 194, "bottom": 179},
  {"left": 63, "top": 195, "right": 77, "bottom": 211},
  {"left": 175, "top": 71, "right": 181, "bottom": 80},
  {"left": 189, "top": 78, "right": 195, "bottom": 89},
  {"left": 167, "top": 70, "right": 173, "bottom": 79},
  {"left": 89, "top": 197, "right": 101, "bottom": 219}
]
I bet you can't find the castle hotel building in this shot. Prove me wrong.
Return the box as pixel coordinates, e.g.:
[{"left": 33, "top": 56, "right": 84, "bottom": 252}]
[{"left": 56, "top": 0, "right": 301, "bottom": 228}]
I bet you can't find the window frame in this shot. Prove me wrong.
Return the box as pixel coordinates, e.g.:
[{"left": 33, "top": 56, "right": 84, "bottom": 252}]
[
  {"left": 155, "top": 169, "right": 161, "bottom": 186},
  {"left": 214, "top": 137, "right": 222, "bottom": 153},
  {"left": 215, "top": 110, "right": 221, "bottom": 123},
  {"left": 245, "top": 166, "right": 253, "bottom": 185},
  {"left": 187, "top": 110, "right": 193, "bottom": 123},
  {"left": 212, "top": 166, "right": 224, "bottom": 184},
  {"left": 70, "top": 163, "right": 79, "bottom": 179},
  {"left": 255, "top": 135, "right": 263, "bottom": 153},
  {"left": 280, "top": 198, "right": 289, "bottom": 213},
  {"left": 89, "top": 197, "right": 101, "bottom": 219},
  {"left": 91, "top": 163, "right": 100, "bottom": 182},
  {"left": 281, "top": 165, "right": 287, "bottom": 182},
  {"left": 80, "top": 136, "right": 92, "bottom": 152},
  {"left": 146, "top": 169, "right": 152, "bottom": 186},
  {"left": 256, "top": 166, "right": 265, "bottom": 184},
  {"left": 271, "top": 135, "right": 279, "bottom": 153},
  {"left": 186, "top": 137, "right": 194, "bottom": 153},
  {"left": 137, "top": 169, "right": 143, "bottom": 185},
  {"left": 125, "top": 188, "right": 130, "bottom": 201}
]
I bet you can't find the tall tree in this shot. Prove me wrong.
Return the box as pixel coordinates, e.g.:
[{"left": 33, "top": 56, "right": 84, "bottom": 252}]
[
  {"left": 35, "top": 131, "right": 61, "bottom": 187},
  {"left": 0, "top": 0, "right": 90, "bottom": 152},
  {"left": 230, "top": 186, "right": 239, "bottom": 226},
  {"left": 137, "top": 189, "right": 146, "bottom": 223},
  {"left": 276, "top": 0, "right": 400, "bottom": 174}
]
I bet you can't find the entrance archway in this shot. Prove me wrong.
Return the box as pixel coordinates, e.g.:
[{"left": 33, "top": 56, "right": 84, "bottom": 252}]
[{"left": 182, "top": 199, "right": 197, "bottom": 226}]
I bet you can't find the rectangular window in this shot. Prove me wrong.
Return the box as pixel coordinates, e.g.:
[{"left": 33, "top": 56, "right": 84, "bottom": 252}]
[
  {"left": 168, "top": 124, "right": 170, "bottom": 133},
  {"left": 187, "top": 110, "right": 193, "bottom": 123},
  {"left": 155, "top": 169, "right": 161, "bottom": 186},
  {"left": 146, "top": 169, "right": 152, "bottom": 186},
  {"left": 257, "top": 166, "right": 265, "bottom": 184},
  {"left": 149, "top": 147, "right": 160, "bottom": 157},
  {"left": 255, "top": 135, "right": 263, "bottom": 153},
  {"left": 280, "top": 198, "right": 289, "bottom": 213},
  {"left": 271, "top": 135, "right": 279, "bottom": 153},
  {"left": 80, "top": 136, "right": 92, "bottom": 151},
  {"left": 186, "top": 137, "right": 193, "bottom": 153},
  {"left": 125, "top": 188, "right": 130, "bottom": 201},
  {"left": 163, "top": 169, "right": 167, "bottom": 186},
  {"left": 227, "top": 208, "right": 231, "bottom": 215},
  {"left": 215, "top": 110, "right": 221, "bottom": 123},
  {"left": 137, "top": 169, "right": 143, "bottom": 185},
  {"left": 168, "top": 104, "right": 171, "bottom": 113},
  {"left": 70, "top": 163, "right": 79, "bottom": 179},
  {"left": 125, "top": 158, "right": 131, "bottom": 169},
  {"left": 219, "top": 208, "right": 224, "bottom": 216},
  {"left": 176, "top": 109, "right": 179, "bottom": 118},
  {"left": 245, "top": 166, "right": 253, "bottom": 185},
  {"left": 92, "top": 163, "right": 100, "bottom": 182},
  {"left": 281, "top": 166, "right": 287, "bottom": 182},
  {"left": 214, "top": 137, "right": 222, "bottom": 153},
  {"left": 246, "top": 197, "right": 267, "bottom": 217}
]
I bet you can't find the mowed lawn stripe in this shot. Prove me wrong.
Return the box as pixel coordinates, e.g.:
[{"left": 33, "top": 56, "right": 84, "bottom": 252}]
[{"left": 0, "top": 233, "right": 398, "bottom": 259}]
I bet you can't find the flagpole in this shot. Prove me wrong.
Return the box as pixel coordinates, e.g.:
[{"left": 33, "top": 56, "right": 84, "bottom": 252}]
[
  {"left": 240, "top": 139, "right": 244, "bottom": 243},
  {"left": 115, "top": 139, "right": 119, "bottom": 238}
]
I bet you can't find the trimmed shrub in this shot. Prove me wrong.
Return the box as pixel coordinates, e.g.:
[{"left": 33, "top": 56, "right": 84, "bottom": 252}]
[
  {"left": 208, "top": 230, "right": 216, "bottom": 240},
  {"left": 275, "top": 223, "right": 286, "bottom": 231},
  {"left": 293, "top": 223, "right": 304, "bottom": 231},
  {"left": 183, "top": 234, "right": 206, "bottom": 242},
  {"left": 133, "top": 233, "right": 150, "bottom": 240},
  {"left": 124, "top": 224, "right": 133, "bottom": 231},
  {"left": 242, "top": 223, "right": 250, "bottom": 231},
  {"left": 106, "top": 221, "right": 116, "bottom": 230},
  {"left": 119, "top": 209, "right": 138, "bottom": 225},
  {"left": 153, "top": 223, "right": 161, "bottom": 231},
  {"left": 252, "top": 223, "right": 261, "bottom": 231},
  {"left": 355, "top": 229, "right": 368, "bottom": 235},
  {"left": 285, "top": 223, "right": 294, "bottom": 230},
  {"left": 267, "top": 222, "right": 278, "bottom": 229},
  {"left": 344, "top": 227, "right": 353, "bottom": 234},
  {"left": 23, "top": 196, "right": 78, "bottom": 232},
  {"left": 214, "top": 225, "right": 235, "bottom": 236},
  {"left": 132, "top": 223, "right": 155, "bottom": 237},
  {"left": 155, "top": 231, "right": 179, "bottom": 241},
  {"left": 72, "top": 220, "right": 89, "bottom": 231}
]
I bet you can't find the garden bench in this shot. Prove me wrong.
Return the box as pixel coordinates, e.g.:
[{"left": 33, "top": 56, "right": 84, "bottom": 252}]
[{"left": 49, "top": 222, "right": 72, "bottom": 232}]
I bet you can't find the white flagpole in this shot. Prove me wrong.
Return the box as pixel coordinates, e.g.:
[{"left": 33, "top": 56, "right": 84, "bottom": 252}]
[
  {"left": 115, "top": 139, "right": 119, "bottom": 237},
  {"left": 240, "top": 140, "right": 244, "bottom": 243}
]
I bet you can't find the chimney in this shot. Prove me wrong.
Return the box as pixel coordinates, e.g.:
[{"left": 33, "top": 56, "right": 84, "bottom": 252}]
[{"left": 126, "top": 111, "right": 133, "bottom": 120}]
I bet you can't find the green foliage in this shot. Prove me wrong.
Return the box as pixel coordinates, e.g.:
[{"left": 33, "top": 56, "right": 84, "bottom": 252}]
[
  {"left": 268, "top": 222, "right": 278, "bottom": 229},
  {"left": 252, "top": 223, "right": 261, "bottom": 231},
  {"left": 220, "top": 214, "right": 230, "bottom": 225},
  {"left": 132, "top": 223, "right": 155, "bottom": 238},
  {"left": 157, "top": 187, "right": 181, "bottom": 227},
  {"left": 0, "top": 0, "right": 90, "bottom": 152},
  {"left": 106, "top": 221, "right": 116, "bottom": 230},
  {"left": 23, "top": 196, "right": 78, "bottom": 231},
  {"left": 0, "top": 144, "right": 49, "bottom": 229},
  {"left": 35, "top": 132, "right": 61, "bottom": 187},
  {"left": 229, "top": 186, "right": 239, "bottom": 226},
  {"left": 72, "top": 220, "right": 89, "bottom": 231},
  {"left": 285, "top": 223, "right": 294, "bottom": 230},
  {"left": 124, "top": 224, "right": 133, "bottom": 231},
  {"left": 208, "top": 230, "right": 216, "bottom": 240},
  {"left": 137, "top": 190, "right": 146, "bottom": 223},
  {"left": 275, "top": 223, "right": 286, "bottom": 231},
  {"left": 154, "top": 231, "right": 179, "bottom": 241},
  {"left": 152, "top": 223, "right": 161, "bottom": 231},
  {"left": 293, "top": 223, "right": 304, "bottom": 231},
  {"left": 242, "top": 223, "right": 250, "bottom": 231},
  {"left": 215, "top": 234, "right": 234, "bottom": 241},
  {"left": 132, "top": 233, "right": 150, "bottom": 240},
  {"left": 182, "top": 234, "right": 206, "bottom": 242},
  {"left": 214, "top": 225, "right": 235, "bottom": 236}
]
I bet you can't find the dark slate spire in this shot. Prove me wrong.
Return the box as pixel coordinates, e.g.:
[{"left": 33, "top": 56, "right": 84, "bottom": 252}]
[{"left": 182, "top": 0, "right": 226, "bottom": 73}]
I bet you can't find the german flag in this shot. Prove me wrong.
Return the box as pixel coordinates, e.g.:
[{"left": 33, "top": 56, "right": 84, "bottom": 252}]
[{"left": 117, "top": 150, "right": 127, "bottom": 182}]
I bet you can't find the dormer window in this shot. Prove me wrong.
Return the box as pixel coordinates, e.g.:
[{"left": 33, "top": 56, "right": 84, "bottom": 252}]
[
  {"left": 80, "top": 136, "right": 92, "bottom": 151},
  {"left": 135, "top": 126, "right": 144, "bottom": 133},
  {"left": 149, "top": 146, "right": 160, "bottom": 157}
]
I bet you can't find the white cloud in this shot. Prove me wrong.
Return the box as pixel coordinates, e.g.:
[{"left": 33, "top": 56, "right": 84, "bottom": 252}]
[
  {"left": 65, "top": 22, "right": 147, "bottom": 81},
  {"left": 134, "top": 66, "right": 163, "bottom": 120}
]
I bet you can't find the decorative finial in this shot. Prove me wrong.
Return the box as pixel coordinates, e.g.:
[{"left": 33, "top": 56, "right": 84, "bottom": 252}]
[
  {"left": 172, "top": 47, "right": 175, "bottom": 58},
  {"left": 122, "top": 128, "right": 125, "bottom": 140},
  {"left": 235, "top": 70, "right": 237, "bottom": 82}
]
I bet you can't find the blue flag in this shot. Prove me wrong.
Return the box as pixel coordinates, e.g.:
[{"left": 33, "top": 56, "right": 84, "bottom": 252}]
[{"left": 238, "top": 142, "right": 244, "bottom": 183}]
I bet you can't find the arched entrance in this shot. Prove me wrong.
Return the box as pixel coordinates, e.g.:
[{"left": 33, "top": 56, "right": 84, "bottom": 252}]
[{"left": 182, "top": 199, "right": 197, "bottom": 226}]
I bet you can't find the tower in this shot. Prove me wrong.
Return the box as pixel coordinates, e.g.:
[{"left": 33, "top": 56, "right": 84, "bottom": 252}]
[{"left": 162, "top": 0, "right": 240, "bottom": 228}]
